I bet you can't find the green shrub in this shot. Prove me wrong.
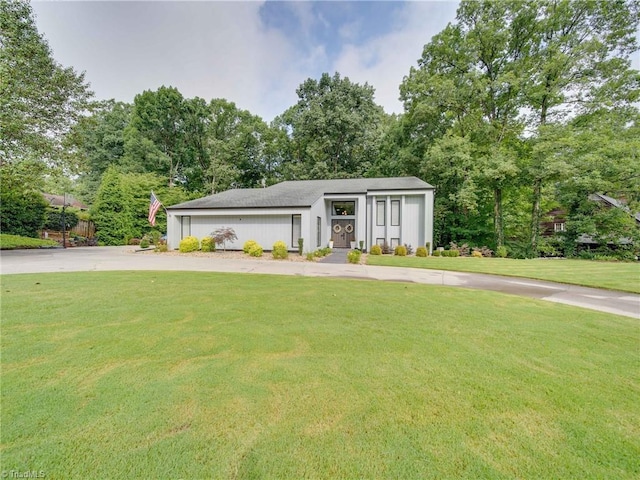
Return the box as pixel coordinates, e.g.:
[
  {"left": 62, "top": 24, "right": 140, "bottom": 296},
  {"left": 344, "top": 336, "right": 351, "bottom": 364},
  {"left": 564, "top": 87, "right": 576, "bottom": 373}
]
[
  {"left": 416, "top": 246, "right": 427, "bottom": 257},
  {"left": 471, "top": 250, "right": 482, "bottom": 258},
  {"left": 149, "top": 230, "right": 161, "bottom": 245},
  {"left": 272, "top": 240, "right": 288, "bottom": 259},
  {"left": 155, "top": 242, "right": 168, "bottom": 253},
  {"left": 243, "top": 239, "right": 258, "bottom": 254},
  {"left": 140, "top": 239, "right": 150, "bottom": 249},
  {"left": 201, "top": 236, "right": 215, "bottom": 252},
  {"left": 298, "top": 238, "right": 304, "bottom": 256},
  {"left": 394, "top": 245, "right": 407, "bottom": 256},
  {"left": 347, "top": 249, "right": 362, "bottom": 264},
  {"left": 248, "top": 244, "right": 263, "bottom": 257},
  {"left": 321, "top": 247, "right": 332, "bottom": 256},
  {"left": 306, "top": 252, "right": 315, "bottom": 261},
  {"left": 370, "top": 244, "right": 382, "bottom": 255},
  {"left": 179, "top": 236, "right": 199, "bottom": 253},
  {"left": 496, "top": 245, "right": 508, "bottom": 258},
  {"left": 432, "top": 249, "right": 441, "bottom": 257},
  {"left": 425, "top": 242, "right": 431, "bottom": 253}
]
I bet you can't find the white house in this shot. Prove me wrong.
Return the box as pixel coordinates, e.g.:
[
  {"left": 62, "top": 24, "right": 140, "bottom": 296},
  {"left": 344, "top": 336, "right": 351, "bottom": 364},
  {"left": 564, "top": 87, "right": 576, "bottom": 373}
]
[{"left": 166, "top": 177, "right": 434, "bottom": 252}]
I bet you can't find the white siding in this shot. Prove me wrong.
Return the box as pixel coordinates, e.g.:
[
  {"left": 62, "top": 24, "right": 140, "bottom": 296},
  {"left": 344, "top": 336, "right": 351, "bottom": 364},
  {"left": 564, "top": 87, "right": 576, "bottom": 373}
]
[
  {"left": 167, "top": 209, "right": 309, "bottom": 250},
  {"left": 402, "top": 195, "right": 424, "bottom": 248}
]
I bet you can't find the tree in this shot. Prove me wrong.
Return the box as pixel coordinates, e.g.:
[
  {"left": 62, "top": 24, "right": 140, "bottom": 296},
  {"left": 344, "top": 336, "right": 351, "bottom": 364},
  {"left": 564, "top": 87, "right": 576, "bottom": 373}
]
[
  {"left": 0, "top": 183, "right": 48, "bottom": 237},
  {"left": 520, "top": 0, "right": 640, "bottom": 252},
  {"left": 91, "top": 167, "right": 134, "bottom": 245},
  {"left": 128, "top": 86, "right": 188, "bottom": 187},
  {"left": 401, "top": 1, "right": 529, "bottom": 247},
  {"left": 0, "top": 0, "right": 93, "bottom": 170},
  {"left": 281, "top": 72, "right": 385, "bottom": 180}
]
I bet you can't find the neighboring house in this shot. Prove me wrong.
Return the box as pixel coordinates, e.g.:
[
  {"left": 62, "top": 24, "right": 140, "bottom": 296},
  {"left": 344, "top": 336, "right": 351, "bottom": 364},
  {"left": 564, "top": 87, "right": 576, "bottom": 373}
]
[
  {"left": 42, "top": 193, "right": 88, "bottom": 210},
  {"left": 166, "top": 177, "right": 435, "bottom": 252},
  {"left": 543, "top": 193, "right": 639, "bottom": 245}
]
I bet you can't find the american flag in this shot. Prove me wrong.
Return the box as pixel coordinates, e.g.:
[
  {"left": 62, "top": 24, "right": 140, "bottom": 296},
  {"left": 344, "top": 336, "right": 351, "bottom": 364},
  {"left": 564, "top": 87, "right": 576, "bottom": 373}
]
[{"left": 148, "top": 191, "right": 162, "bottom": 226}]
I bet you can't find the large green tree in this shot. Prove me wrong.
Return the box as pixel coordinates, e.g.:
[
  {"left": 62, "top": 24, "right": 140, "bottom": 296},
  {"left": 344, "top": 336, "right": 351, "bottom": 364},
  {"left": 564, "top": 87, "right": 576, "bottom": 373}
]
[
  {"left": 0, "top": 0, "right": 92, "bottom": 170},
  {"left": 281, "top": 72, "right": 385, "bottom": 180},
  {"left": 520, "top": 0, "right": 640, "bottom": 251}
]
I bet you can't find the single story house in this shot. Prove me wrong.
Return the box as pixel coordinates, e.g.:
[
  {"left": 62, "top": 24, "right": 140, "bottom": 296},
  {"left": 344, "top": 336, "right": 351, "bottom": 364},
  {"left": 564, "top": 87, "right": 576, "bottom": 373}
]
[{"left": 166, "top": 177, "right": 434, "bottom": 252}]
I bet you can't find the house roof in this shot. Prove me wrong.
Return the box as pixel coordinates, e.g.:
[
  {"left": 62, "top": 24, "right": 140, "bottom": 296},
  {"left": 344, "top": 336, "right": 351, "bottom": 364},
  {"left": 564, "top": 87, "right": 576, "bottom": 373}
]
[
  {"left": 42, "top": 193, "right": 88, "bottom": 210},
  {"left": 168, "top": 177, "right": 434, "bottom": 210},
  {"left": 589, "top": 193, "right": 640, "bottom": 224}
]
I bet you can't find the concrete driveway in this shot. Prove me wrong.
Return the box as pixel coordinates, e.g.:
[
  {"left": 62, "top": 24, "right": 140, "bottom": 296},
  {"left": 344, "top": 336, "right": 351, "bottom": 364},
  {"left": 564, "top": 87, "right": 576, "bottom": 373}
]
[{"left": 1, "top": 246, "right": 638, "bottom": 319}]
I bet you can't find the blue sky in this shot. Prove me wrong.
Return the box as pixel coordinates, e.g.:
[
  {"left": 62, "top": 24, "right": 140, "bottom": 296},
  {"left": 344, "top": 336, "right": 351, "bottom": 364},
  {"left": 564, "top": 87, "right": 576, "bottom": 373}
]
[{"left": 31, "top": 1, "right": 460, "bottom": 122}]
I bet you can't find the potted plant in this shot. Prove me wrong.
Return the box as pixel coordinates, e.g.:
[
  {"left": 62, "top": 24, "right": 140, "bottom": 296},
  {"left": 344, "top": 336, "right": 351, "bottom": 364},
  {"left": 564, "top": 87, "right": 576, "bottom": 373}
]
[
  {"left": 329, "top": 238, "right": 334, "bottom": 249},
  {"left": 350, "top": 240, "right": 356, "bottom": 249},
  {"left": 359, "top": 240, "right": 365, "bottom": 252}
]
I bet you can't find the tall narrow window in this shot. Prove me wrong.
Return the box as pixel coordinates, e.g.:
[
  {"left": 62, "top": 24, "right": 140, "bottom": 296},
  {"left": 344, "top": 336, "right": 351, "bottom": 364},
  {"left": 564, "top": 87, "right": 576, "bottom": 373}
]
[
  {"left": 292, "top": 215, "right": 301, "bottom": 248},
  {"left": 317, "top": 216, "right": 322, "bottom": 247},
  {"left": 181, "top": 216, "right": 191, "bottom": 239},
  {"left": 376, "top": 200, "right": 385, "bottom": 226},
  {"left": 391, "top": 200, "right": 400, "bottom": 226}
]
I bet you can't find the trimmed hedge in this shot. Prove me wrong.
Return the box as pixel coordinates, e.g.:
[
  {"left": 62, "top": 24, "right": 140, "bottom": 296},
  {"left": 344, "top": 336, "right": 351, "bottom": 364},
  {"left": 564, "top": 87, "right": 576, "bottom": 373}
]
[{"left": 272, "top": 240, "right": 288, "bottom": 259}]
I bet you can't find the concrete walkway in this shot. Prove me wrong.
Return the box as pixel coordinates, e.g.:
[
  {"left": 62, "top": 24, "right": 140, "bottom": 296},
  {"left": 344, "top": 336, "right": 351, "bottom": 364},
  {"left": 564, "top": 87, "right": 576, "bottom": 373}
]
[{"left": 1, "top": 246, "right": 638, "bottom": 319}]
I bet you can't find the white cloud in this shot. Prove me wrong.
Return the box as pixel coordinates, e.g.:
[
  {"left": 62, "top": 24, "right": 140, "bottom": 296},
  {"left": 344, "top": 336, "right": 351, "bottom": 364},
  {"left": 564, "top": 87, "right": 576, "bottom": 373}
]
[{"left": 332, "top": 1, "right": 459, "bottom": 115}]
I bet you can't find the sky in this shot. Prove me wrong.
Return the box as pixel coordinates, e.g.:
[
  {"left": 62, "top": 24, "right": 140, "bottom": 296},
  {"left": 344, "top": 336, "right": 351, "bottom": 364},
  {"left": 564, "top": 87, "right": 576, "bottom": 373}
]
[{"left": 31, "top": 0, "right": 460, "bottom": 122}]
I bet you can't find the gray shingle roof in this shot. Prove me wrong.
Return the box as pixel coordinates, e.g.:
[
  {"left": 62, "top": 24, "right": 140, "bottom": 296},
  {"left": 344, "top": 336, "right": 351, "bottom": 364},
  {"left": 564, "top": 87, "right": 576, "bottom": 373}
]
[{"left": 168, "top": 177, "right": 433, "bottom": 210}]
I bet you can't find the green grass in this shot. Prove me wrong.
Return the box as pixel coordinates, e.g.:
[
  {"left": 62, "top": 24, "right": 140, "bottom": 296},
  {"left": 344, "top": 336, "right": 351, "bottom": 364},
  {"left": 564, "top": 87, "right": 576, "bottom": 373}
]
[
  {"left": 0, "top": 233, "right": 58, "bottom": 250},
  {"left": 1, "top": 271, "right": 638, "bottom": 478},
  {"left": 367, "top": 255, "right": 640, "bottom": 293}
]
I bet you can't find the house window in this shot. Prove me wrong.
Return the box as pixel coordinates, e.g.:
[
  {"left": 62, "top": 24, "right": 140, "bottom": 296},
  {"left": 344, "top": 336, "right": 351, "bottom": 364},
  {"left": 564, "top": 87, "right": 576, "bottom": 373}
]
[
  {"left": 332, "top": 201, "right": 355, "bottom": 216},
  {"left": 181, "top": 216, "right": 191, "bottom": 239},
  {"left": 317, "top": 216, "right": 322, "bottom": 247},
  {"left": 391, "top": 200, "right": 400, "bottom": 226},
  {"left": 292, "top": 215, "right": 301, "bottom": 248},
  {"left": 391, "top": 238, "right": 400, "bottom": 248},
  {"left": 376, "top": 201, "right": 385, "bottom": 226},
  {"left": 554, "top": 222, "right": 565, "bottom": 232},
  {"left": 376, "top": 238, "right": 385, "bottom": 246}
]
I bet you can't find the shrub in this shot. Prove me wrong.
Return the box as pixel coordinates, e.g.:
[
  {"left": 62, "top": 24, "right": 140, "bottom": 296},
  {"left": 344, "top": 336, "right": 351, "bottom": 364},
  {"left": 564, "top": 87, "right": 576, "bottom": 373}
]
[
  {"left": 425, "top": 241, "right": 431, "bottom": 253},
  {"left": 404, "top": 244, "right": 414, "bottom": 255},
  {"left": 155, "top": 242, "right": 168, "bottom": 253},
  {"left": 347, "top": 249, "right": 362, "bottom": 264},
  {"left": 480, "top": 246, "right": 493, "bottom": 257},
  {"left": 201, "top": 236, "right": 215, "bottom": 252},
  {"left": 471, "top": 250, "right": 482, "bottom": 258},
  {"left": 432, "top": 249, "right": 441, "bottom": 257},
  {"left": 211, "top": 227, "right": 237, "bottom": 251},
  {"left": 298, "top": 238, "right": 304, "bottom": 256},
  {"left": 243, "top": 239, "right": 258, "bottom": 254},
  {"left": 272, "top": 240, "right": 288, "bottom": 259},
  {"left": 149, "top": 230, "right": 161, "bottom": 245},
  {"left": 179, "top": 236, "right": 199, "bottom": 253},
  {"left": 449, "top": 242, "right": 469, "bottom": 257},
  {"left": 140, "top": 239, "right": 150, "bottom": 249},
  {"left": 248, "top": 244, "right": 263, "bottom": 257},
  {"left": 451, "top": 249, "right": 460, "bottom": 257},
  {"left": 306, "top": 252, "right": 315, "bottom": 261},
  {"left": 394, "top": 245, "right": 407, "bottom": 256},
  {"left": 321, "top": 247, "right": 332, "bottom": 256},
  {"left": 370, "top": 244, "right": 382, "bottom": 255},
  {"left": 129, "top": 238, "right": 141, "bottom": 245},
  {"left": 381, "top": 242, "right": 392, "bottom": 255},
  {"left": 416, "top": 246, "right": 427, "bottom": 257},
  {"left": 496, "top": 245, "right": 508, "bottom": 258}
]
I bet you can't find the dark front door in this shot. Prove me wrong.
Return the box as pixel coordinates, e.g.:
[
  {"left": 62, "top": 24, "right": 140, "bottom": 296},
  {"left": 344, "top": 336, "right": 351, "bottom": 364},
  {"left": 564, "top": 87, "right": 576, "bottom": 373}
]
[{"left": 332, "top": 219, "right": 355, "bottom": 248}]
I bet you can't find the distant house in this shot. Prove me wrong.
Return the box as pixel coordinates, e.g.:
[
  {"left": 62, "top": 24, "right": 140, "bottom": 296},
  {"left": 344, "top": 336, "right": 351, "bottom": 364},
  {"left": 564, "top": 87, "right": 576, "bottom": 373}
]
[
  {"left": 543, "top": 193, "right": 639, "bottom": 245},
  {"left": 166, "top": 177, "right": 435, "bottom": 252},
  {"left": 42, "top": 193, "right": 88, "bottom": 210}
]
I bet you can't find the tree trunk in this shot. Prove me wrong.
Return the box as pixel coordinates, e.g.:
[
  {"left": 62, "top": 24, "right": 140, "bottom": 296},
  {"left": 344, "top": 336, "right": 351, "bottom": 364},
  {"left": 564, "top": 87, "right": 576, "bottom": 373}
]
[
  {"left": 530, "top": 179, "right": 542, "bottom": 254},
  {"left": 494, "top": 187, "right": 504, "bottom": 248}
]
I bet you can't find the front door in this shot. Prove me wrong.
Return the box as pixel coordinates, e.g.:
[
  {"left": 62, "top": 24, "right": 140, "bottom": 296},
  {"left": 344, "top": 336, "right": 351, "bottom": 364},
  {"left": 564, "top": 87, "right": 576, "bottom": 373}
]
[{"left": 332, "top": 219, "right": 355, "bottom": 248}]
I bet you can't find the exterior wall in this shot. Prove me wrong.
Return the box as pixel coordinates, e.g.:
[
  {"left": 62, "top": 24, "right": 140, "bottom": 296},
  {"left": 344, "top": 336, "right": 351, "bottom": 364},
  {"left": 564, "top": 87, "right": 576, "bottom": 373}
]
[
  {"left": 366, "top": 192, "right": 433, "bottom": 251},
  {"left": 167, "top": 208, "right": 309, "bottom": 250},
  {"left": 309, "top": 198, "right": 327, "bottom": 249}
]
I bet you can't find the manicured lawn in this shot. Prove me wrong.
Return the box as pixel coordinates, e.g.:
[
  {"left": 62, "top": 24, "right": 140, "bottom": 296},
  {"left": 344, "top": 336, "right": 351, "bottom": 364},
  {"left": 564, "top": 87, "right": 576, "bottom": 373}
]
[
  {"left": 366, "top": 255, "right": 640, "bottom": 293},
  {"left": 1, "top": 271, "right": 638, "bottom": 478},
  {"left": 0, "top": 233, "right": 58, "bottom": 250}
]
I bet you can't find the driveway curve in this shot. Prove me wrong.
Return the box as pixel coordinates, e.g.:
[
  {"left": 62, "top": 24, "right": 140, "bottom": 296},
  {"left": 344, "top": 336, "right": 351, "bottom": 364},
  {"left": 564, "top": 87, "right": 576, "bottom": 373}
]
[{"left": 1, "top": 246, "right": 638, "bottom": 319}]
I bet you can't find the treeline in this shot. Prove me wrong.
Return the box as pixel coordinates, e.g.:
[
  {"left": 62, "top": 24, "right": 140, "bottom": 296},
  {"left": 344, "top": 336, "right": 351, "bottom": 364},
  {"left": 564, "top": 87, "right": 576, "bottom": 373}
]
[{"left": 2, "top": 0, "right": 639, "bottom": 254}]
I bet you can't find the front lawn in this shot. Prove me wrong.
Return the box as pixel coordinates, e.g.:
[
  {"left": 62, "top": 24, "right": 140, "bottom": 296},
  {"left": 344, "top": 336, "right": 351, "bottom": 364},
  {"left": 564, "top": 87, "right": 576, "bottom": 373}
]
[
  {"left": 2, "top": 271, "right": 638, "bottom": 478},
  {"left": 0, "top": 233, "right": 58, "bottom": 250},
  {"left": 366, "top": 255, "right": 640, "bottom": 293}
]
